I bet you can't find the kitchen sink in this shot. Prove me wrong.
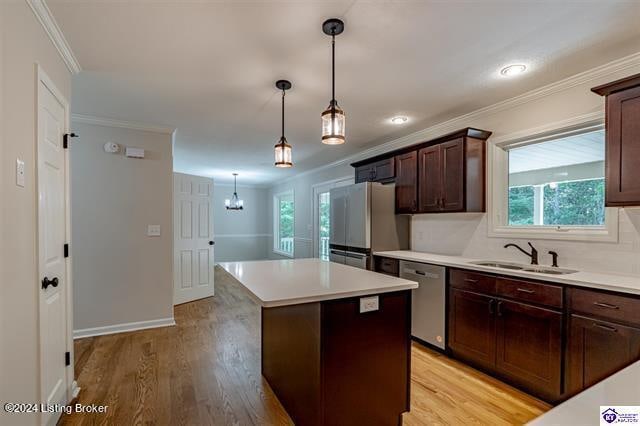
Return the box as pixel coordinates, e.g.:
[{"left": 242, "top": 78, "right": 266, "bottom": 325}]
[{"left": 469, "top": 260, "right": 578, "bottom": 275}]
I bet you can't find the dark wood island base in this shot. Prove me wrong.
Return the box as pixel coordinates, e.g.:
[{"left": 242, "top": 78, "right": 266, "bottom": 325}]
[{"left": 261, "top": 290, "right": 412, "bottom": 426}]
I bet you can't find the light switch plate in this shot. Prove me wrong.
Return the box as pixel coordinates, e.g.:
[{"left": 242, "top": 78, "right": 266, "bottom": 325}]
[
  {"left": 147, "top": 225, "right": 161, "bottom": 237},
  {"left": 16, "top": 158, "right": 25, "bottom": 187},
  {"left": 359, "top": 296, "right": 379, "bottom": 313}
]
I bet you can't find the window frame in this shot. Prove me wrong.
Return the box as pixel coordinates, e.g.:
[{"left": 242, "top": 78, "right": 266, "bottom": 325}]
[
  {"left": 487, "top": 116, "right": 618, "bottom": 242},
  {"left": 273, "top": 189, "right": 295, "bottom": 257}
]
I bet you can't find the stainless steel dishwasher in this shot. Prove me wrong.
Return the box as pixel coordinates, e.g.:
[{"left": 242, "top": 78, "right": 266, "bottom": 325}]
[{"left": 400, "top": 260, "right": 446, "bottom": 350}]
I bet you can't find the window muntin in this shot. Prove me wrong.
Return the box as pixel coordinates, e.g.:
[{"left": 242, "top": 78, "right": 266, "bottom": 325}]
[
  {"left": 507, "top": 129, "right": 605, "bottom": 228},
  {"left": 274, "top": 191, "right": 294, "bottom": 256}
]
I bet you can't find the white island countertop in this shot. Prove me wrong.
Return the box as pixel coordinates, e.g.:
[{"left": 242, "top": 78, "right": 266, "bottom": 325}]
[
  {"left": 220, "top": 258, "right": 418, "bottom": 307},
  {"left": 374, "top": 250, "right": 640, "bottom": 296},
  {"left": 528, "top": 361, "right": 640, "bottom": 426}
]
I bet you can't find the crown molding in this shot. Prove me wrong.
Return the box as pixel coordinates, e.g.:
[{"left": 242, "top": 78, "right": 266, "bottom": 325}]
[
  {"left": 214, "top": 182, "right": 269, "bottom": 190},
  {"left": 276, "top": 51, "right": 640, "bottom": 187},
  {"left": 71, "top": 113, "right": 176, "bottom": 134},
  {"left": 26, "top": 0, "right": 81, "bottom": 74}
]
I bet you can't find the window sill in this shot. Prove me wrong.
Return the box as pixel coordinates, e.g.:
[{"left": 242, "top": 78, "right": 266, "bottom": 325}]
[
  {"left": 273, "top": 249, "right": 294, "bottom": 258},
  {"left": 488, "top": 221, "right": 619, "bottom": 243}
]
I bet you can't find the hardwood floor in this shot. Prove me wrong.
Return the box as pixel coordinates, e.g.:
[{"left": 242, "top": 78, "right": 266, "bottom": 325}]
[{"left": 61, "top": 266, "right": 549, "bottom": 425}]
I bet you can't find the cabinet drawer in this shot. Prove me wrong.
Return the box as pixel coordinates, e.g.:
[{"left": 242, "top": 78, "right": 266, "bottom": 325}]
[
  {"left": 375, "top": 257, "right": 399, "bottom": 277},
  {"left": 449, "top": 269, "right": 496, "bottom": 294},
  {"left": 569, "top": 288, "right": 640, "bottom": 326},
  {"left": 496, "top": 277, "right": 563, "bottom": 309}
]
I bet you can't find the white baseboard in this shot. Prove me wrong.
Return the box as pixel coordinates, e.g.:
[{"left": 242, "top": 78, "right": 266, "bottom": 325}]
[{"left": 73, "top": 317, "right": 175, "bottom": 339}]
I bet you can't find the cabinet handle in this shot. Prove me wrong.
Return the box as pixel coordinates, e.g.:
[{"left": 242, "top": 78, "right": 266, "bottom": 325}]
[
  {"left": 496, "top": 301, "right": 503, "bottom": 316},
  {"left": 516, "top": 288, "right": 535, "bottom": 294},
  {"left": 464, "top": 278, "right": 478, "bottom": 283},
  {"left": 488, "top": 299, "right": 495, "bottom": 315},
  {"left": 593, "top": 302, "right": 620, "bottom": 310},
  {"left": 412, "top": 199, "right": 417, "bottom": 211},
  {"left": 593, "top": 322, "right": 618, "bottom": 333}
]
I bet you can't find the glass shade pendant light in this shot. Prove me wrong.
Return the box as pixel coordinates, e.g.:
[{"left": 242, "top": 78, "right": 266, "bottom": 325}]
[
  {"left": 224, "top": 173, "right": 244, "bottom": 210},
  {"left": 321, "top": 18, "right": 346, "bottom": 145},
  {"left": 274, "top": 79, "right": 293, "bottom": 167}
]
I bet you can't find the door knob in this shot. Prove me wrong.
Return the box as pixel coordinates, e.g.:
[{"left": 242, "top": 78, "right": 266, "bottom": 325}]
[
  {"left": 42, "top": 277, "right": 59, "bottom": 290},
  {"left": 209, "top": 241, "right": 215, "bottom": 246}
]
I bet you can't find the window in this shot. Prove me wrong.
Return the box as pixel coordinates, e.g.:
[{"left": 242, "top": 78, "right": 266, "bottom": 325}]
[
  {"left": 274, "top": 191, "right": 294, "bottom": 257},
  {"left": 489, "top": 122, "right": 618, "bottom": 242},
  {"left": 318, "top": 191, "right": 330, "bottom": 260},
  {"left": 507, "top": 129, "right": 605, "bottom": 227}
]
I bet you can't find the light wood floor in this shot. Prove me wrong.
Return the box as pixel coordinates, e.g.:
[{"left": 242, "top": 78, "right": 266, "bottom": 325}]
[{"left": 61, "top": 266, "right": 549, "bottom": 425}]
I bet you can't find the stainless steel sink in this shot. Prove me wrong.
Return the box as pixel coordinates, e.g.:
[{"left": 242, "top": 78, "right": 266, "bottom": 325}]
[{"left": 469, "top": 260, "right": 577, "bottom": 275}]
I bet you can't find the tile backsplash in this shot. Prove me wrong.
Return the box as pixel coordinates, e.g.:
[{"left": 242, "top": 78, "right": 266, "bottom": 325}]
[{"left": 411, "top": 209, "right": 640, "bottom": 276}]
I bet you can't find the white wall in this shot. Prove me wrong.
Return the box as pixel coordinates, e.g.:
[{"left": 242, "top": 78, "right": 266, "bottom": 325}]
[
  {"left": 269, "top": 55, "right": 640, "bottom": 277},
  {"left": 71, "top": 122, "right": 174, "bottom": 333},
  {"left": 213, "top": 183, "right": 270, "bottom": 262},
  {"left": 0, "top": 2, "right": 72, "bottom": 424}
]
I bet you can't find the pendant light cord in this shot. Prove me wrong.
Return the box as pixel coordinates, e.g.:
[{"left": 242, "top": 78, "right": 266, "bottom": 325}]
[
  {"left": 281, "top": 88, "right": 285, "bottom": 139},
  {"left": 331, "top": 33, "right": 336, "bottom": 132}
]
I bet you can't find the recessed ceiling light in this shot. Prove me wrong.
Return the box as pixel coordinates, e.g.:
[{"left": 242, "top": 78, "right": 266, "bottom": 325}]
[
  {"left": 500, "top": 64, "right": 527, "bottom": 77},
  {"left": 390, "top": 116, "right": 408, "bottom": 125}
]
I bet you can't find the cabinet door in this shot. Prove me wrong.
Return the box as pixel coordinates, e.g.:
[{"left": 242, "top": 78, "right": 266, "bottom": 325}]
[
  {"left": 418, "top": 145, "right": 442, "bottom": 212},
  {"left": 495, "top": 300, "right": 562, "bottom": 401},
  {"left": 372, "top": 158, "right": 395, "bottom": 182},
  {"left": 448, "top": 288, "right": 496, "bottom": 370},
  {"left": 441, "top": 138, "right": 465, "bottom": 211},
  {"left": 355, "top": 165, "right": 373, "bottom": 183},
  {"left": 566, "top": 314, "right": 640, "bottom": 396},
  {"left": 606, "top": 86, "right": 640, "bottom": 206},
  {"left": 395, "top": 151, "right": 418, "bottom": 214}
]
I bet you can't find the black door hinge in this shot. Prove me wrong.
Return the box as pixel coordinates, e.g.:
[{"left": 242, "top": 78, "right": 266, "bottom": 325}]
[
  {"left": 64, "top": 243, "right": 69, "bottom": 258},
  {"left": 65, "top": 351, "right": 71, "bottom": 366},
  {"left": 63, "top": 132, "right": 78, "bottom": 149}
]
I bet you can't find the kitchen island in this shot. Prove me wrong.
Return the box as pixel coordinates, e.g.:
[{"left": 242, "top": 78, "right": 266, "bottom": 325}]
[{"left": 220, "top": 258, "right": 418, "bottom": 426}]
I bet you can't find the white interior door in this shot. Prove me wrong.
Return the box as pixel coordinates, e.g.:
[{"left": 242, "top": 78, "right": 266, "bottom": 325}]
[
  {"left": 173, "top": 173, "right": 215, "bottom": 305},
  {"left": 37, "top": 68, "right": 69, "bottom": 425}
]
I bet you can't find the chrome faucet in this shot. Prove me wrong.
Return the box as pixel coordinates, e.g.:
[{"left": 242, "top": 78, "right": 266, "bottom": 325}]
[{"left": 504, "top": 242, "right": 538, "bottom": 265}]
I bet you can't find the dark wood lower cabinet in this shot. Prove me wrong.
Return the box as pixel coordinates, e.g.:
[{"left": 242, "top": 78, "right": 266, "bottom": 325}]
[
  {"left": 448, "top": 288, "right": 496, "bottom": 370},
  {"left": 495, "top": 300, "right": 562, "bottom": 401},
  {"left": 262, "top": 291, "right": 411, "bottom": 426},
  {"left": 566, "top": 314, "right": 640, "bottom": 397}
]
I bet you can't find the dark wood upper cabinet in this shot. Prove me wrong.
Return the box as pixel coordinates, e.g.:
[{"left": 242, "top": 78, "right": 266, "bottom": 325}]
[
  {"left": 418, "top": 145, "right": 442, "bottom": 212},
  {"left": 354, "top": 157, "right": 395, "bottom": 184},
  {"left": 592, "top": 74, "right": 640, "bottom": 206},
  {"left": 351, "top": 128, "right": 491, "bottom": 214},
  {"left": 394, "top": 151, "right": 418, "bottom": 213},
  {"left": 417, "top": 135, "right": 487, "bottom": 213}
]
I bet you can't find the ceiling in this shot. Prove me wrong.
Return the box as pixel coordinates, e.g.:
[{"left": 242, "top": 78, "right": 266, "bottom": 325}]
[
  {"left": 48, "top": 0, "right": 640, "bottom": 184},
  {"left": 509, "top": 130, "right": 605, "bottom": 174}
]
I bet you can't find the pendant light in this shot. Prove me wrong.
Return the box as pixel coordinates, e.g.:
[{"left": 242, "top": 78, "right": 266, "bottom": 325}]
[
  {"left": 321, "top": 18, "right": 346, "bottom": 145},
  {"left": 224, "top": 173, "right": 244, "bottom": 210},
  {"left": 274, "top": 79, "right": 293, "bottom": 167}
]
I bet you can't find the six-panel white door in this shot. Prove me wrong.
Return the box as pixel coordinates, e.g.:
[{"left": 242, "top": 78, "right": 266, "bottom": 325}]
[
  {"left": 38, "top": 69, "right": 69, "bottom": 425},
  {"left": 173, "top": 173, "right": 215, "bottom": 305}
]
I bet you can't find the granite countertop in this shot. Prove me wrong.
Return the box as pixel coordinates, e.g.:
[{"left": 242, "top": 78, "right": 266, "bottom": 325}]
[
  {"left": 220, "top": 258, "right": 418, "bottom": 307},
  {"left": 374, "top": 250, "right": 640, "bottom": 296}
]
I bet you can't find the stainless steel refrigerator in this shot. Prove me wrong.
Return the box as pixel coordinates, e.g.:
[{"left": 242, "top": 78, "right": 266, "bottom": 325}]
[{"left": 329, "top": 182, "right": 409, "bottom": 269}]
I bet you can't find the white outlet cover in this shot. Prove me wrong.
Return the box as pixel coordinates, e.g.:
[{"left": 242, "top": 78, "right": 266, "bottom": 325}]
[
  {"left": 103, "top": 142, "right": 120, "bottom": 153},
  {"left": 16, "top": 158, "right": 25, "bottom": 187},
  {"left": 359, "top": 296, "right": 379, "bottom": 313}
]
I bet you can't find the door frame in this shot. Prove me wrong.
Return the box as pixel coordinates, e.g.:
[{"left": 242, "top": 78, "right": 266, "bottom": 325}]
[
  {"left": 311, "top": 176, "right": 353, "bottom": 259},
  {"left": 36, "top": 64, "right": 77, "bottom": 417}
]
